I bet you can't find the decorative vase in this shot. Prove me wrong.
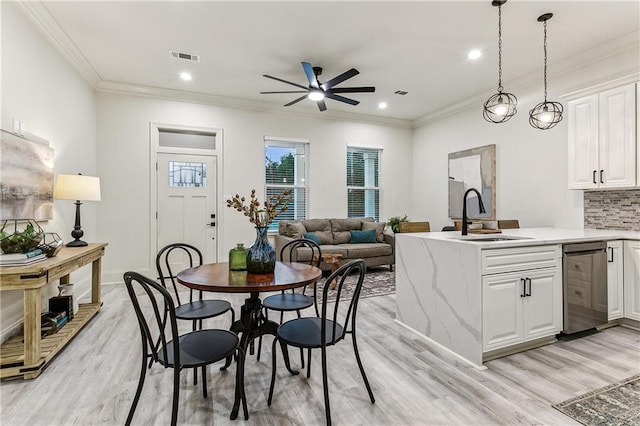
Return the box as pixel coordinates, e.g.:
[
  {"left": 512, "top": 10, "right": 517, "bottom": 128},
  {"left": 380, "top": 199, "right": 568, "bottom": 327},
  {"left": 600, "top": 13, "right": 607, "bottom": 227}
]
[
  {"left": 246, "top": 226, "right": 276, "bottom": 274},
  {"left": 229, "top": 243, "right": 247, "bottom": 271}
]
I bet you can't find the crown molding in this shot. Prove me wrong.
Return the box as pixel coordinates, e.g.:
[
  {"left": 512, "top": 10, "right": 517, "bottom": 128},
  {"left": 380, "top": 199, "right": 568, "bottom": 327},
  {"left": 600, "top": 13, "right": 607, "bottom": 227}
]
[
  {"left": 96, "top": 80, "right": 413, "bottom": 129},
  {"left": 15, "top": 1, "right": 101, "bottom": 87},
  {"left": 413, "top": 31, "right": 640, "bottom": 128}
]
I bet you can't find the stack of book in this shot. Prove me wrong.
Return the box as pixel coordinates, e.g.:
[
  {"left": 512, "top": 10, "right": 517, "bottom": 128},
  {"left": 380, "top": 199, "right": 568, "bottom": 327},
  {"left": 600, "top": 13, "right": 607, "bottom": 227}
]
[{"left": 0, "top": 248, "right": 47, "bottom": 266}]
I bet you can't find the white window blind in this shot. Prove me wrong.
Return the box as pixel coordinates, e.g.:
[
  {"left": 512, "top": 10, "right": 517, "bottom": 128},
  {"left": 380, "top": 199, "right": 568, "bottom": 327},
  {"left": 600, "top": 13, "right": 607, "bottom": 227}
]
[
  {"left": 265, "top": 138, "right": 309, "bottom": 231},
  {"left": 347, "top": 147, "right": 380, "bottom": 221}
]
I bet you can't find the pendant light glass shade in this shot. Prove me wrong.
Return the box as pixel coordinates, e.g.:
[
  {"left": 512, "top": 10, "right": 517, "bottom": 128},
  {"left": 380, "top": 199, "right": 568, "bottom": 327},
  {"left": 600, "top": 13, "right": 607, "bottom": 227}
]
[
  {"left": 483, "top": 0, "right": 517, "bottom": 124},
  {"left": 529, "top": 13, "right": 563, "bottom": 130}
]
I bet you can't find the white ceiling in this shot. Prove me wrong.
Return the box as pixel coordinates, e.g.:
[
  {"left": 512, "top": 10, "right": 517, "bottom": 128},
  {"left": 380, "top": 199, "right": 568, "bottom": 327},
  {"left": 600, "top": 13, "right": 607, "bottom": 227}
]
[{"left": 28, "top": 1, "right": 640, "bottom": 122}]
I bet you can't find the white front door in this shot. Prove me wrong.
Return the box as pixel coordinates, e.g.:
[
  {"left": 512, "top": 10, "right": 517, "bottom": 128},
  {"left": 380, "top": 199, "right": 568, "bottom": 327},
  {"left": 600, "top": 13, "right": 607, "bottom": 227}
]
[{"left": 157, "top": 152, "right": 218, "bottom": 263}]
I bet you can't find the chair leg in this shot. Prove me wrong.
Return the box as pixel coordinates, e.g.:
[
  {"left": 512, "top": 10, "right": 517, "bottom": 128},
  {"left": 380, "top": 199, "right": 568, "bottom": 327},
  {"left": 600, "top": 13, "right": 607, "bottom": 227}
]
[
  {"left": 268, "top": 338, "right": 278, "bottom": 406},
  {"left": 321, "top": 345, "right": 332, "bottom": 426},
  {"left": 352, "top": 330, "right": 375, "bottom": 403},
  {"left": 171, "top": 363, "right": 180, "bottom": 426},
  {"left": 201, "top": 365, "right": 208, "bottom": 398},
  {"left": 126, "top": 338, "right": 149, "bottom": 426},
  {"left": 193, "top": 319, "right": 198, "bottom": 386},
  {"left": 296, "top": 309, "right": 305, "bottom": 369},
  {"left": 306, "top": 348, "right": 312, "bottom": 378}
]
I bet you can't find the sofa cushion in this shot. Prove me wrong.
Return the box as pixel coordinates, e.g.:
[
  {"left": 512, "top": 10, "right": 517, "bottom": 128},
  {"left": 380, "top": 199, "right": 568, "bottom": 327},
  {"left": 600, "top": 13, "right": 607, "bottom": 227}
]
[
  {"left": 361, "top": 221, "right": 385, "bottom": 243},
  {"left": 294, "top": 245, "right": 348, "bottom": 262},
  {"left": 350, "top": 229, "right": 377, "bottom": 243},
  {"left": 340, "top": 243, "right": 393, "bottom": 258},
  {"left": 280, "top": 221, "right": 307, "bottom": 239},
  {"left": 330, "top": 218, "right": 365, "bottom": 244},
  {"left": 301, "top": 219, "right": 333, "bottom": 244},
  {"left": 303, "top": 232, "right": 321, "bottom": 245}
]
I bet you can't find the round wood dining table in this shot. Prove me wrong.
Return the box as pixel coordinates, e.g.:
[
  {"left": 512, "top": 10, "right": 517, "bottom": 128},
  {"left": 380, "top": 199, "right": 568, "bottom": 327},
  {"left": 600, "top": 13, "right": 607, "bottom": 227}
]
[{"left": 177, "top": 261, "right": 322, "bottom": 420}]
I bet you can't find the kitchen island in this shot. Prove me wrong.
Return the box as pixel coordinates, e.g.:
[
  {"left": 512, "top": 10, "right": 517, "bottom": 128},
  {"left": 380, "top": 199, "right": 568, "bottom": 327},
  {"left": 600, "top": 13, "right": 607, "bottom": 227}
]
[{"left": 395, "top": 228, "right": 640, "bottom": 367}]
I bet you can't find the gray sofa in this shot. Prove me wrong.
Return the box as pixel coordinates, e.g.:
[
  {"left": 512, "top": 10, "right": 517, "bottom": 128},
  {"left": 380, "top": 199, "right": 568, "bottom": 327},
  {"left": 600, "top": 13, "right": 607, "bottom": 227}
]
[{"left": 275, "top": 218, "right": 394, "bottom": 271}]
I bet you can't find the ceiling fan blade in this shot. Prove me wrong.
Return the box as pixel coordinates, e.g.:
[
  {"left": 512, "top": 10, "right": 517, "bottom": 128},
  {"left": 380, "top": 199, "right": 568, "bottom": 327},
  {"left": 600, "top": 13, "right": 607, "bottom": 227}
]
[
  {"left": 284, "top": 95, "right": 309, "bottom": 107},
  {"left": 321, "top": 68, "right": 359, "bottom": 90},
  {"left": 301, "top": 62, "right": 319, "bottom": 89},
  {"left": 317, "top": 99, "right": 327, "bottom": 111},
  {"left": 263, "top": 74, "right": 308, "bottom": 90},
  {"left": 328, "top": 86, "right": 376, "bottom": 94},
  {"left": 260, "top": 91, "right": 308, "bottom": 94},
  {"left": 325, "top": 93, "right": 360, "bottom": 106}
]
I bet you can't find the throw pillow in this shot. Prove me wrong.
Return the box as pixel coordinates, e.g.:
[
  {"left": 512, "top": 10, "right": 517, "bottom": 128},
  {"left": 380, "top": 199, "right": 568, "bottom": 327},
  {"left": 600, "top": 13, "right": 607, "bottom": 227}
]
[
  {"left": 285, "top": 222, "right": 306, "bottom": 239},
  {"left": 361, "top": 221, "right": 385, "bottom": 243},
  {"left": 350, "top": 229, "right": 377, "bottom": 244},
  {"left": 303, "top": 232, "right": 321, "bottom": 245}
]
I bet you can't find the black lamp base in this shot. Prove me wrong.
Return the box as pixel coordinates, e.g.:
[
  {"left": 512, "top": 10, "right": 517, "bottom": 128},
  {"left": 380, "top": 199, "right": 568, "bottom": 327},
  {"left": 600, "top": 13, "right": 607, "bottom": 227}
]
[{"left": 66, "top": 239, "right": 88, "bottom": 247}]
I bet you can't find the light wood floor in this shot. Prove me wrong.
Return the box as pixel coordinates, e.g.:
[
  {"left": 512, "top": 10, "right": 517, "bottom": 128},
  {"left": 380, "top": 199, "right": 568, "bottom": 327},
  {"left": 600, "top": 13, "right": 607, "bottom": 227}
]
[{"left": 1, "top": 284, "right": 639, "bottom": 425}]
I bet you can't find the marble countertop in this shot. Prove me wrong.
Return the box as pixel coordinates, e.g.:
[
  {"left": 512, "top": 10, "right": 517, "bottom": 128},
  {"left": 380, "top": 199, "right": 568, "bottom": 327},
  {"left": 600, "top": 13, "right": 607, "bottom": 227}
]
[{"left": 394, "top": 227, "right": 640, "bottom": 248}]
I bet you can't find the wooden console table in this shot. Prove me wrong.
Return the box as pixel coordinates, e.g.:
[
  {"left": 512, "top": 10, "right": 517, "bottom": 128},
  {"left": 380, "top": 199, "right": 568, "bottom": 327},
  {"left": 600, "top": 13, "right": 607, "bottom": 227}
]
[{"left": 0, "top": 243, "right": 107, "bottom": 379}]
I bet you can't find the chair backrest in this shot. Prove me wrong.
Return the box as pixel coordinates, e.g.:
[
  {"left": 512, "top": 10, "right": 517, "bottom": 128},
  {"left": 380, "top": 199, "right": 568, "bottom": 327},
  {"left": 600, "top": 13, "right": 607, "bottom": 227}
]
[
  {"left": 498, "top": 220, "right": 520, "bottom": 229},
  {"left": 398, "top": 221, "right": 430, "bottom": 233},
  {"left": 123, "top": 271, "right": 180, "bottom": 368},
  {"left": 279, "top": 238, "right": 322, "bottom": 267},
  {"left": 320, "top": 259, "right": 367, "bottom": 346},
  {"left": 156, "top": 243, "right": 203, "bottom": 306}
]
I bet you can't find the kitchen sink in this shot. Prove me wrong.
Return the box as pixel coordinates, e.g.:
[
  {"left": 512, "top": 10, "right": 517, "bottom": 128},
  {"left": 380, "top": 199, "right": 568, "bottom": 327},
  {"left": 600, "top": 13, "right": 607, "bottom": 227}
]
[{"left": 449, "top": 235, "right": 533, "bottom": 242}]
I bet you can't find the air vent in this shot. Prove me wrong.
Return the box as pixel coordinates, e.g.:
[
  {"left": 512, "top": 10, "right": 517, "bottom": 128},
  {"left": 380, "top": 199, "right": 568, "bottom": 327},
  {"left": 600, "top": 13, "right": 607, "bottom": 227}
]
[
  {"left": 394, "top": 90, "right": 408, "bottom": 95},
  {"left": 169, "top": 51, "right": 200, "bottom": 62}
]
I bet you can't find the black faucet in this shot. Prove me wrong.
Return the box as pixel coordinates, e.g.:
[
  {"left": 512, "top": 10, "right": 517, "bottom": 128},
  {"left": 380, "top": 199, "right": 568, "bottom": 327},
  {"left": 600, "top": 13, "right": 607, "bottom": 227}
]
[{"left": 462, "top": 188, "right": 486, "bottom": 236}]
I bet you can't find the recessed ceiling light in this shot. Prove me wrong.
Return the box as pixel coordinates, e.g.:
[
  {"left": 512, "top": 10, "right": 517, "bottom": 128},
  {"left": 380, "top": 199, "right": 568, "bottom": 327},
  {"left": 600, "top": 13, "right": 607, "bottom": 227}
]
[
  {"left": 468, "top": 49, "right": 482, "bottom": 60},
  {"left": 180, "top": 72, "right": 192, "bottom": 81},
  {"left": 378, "top": 102, "right": 388, "bottom": 109}
]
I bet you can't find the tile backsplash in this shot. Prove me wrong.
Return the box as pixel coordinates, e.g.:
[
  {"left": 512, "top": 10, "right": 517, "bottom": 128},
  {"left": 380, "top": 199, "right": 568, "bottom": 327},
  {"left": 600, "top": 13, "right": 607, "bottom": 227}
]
[{"left": 584, "top": 189, "right": 640, "bottom": 231}]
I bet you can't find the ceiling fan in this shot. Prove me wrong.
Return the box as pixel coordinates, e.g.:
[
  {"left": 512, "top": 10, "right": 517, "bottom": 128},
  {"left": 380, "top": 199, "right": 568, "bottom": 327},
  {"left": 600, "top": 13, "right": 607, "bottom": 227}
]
[{"left": 260, "top": 62, "right": 375, "bottom": 111}]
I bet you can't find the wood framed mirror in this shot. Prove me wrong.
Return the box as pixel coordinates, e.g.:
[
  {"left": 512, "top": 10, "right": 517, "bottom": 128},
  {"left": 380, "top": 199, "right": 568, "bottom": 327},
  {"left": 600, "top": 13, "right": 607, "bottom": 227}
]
[{"left": 448, "top": 144, "right": 496, "bottom": 220}]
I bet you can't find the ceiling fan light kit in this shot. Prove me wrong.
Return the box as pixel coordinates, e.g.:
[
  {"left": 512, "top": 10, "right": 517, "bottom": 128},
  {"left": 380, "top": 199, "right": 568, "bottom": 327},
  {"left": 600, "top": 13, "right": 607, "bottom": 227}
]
[
  {"left": 483, "top": 0, "right": 518, "bottom": 124},
  {"left": 261, "top": 62, "right": 375, "bottom": 111},
  {"left": 529, "top": 13, "right": 563, "bottom": 130}
]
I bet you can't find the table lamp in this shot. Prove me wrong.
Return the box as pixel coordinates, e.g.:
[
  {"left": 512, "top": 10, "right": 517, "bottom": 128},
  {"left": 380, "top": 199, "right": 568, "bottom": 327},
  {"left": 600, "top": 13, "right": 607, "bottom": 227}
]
[{"left": 54, "top": 174, "right": 101, "bottom": 247}]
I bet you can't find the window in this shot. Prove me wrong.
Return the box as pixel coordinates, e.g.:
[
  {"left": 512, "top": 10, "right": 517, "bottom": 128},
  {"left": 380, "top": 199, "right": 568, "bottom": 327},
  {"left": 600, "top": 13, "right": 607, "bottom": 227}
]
[
  {"left": 265, "top": 138, "right": 309, "bottom": 231},
  {"left": 347, "top": 147, "right": 380, "bottom": 221},
  {"left": 168, "top": 161, "right": 206, "bottom": 187}
]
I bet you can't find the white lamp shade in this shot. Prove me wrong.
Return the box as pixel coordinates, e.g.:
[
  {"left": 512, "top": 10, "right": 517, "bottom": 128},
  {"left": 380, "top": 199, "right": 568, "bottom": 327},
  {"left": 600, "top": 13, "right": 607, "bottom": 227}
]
[{"left": 54, "top": 174, "right": 101, "bottom": 201}]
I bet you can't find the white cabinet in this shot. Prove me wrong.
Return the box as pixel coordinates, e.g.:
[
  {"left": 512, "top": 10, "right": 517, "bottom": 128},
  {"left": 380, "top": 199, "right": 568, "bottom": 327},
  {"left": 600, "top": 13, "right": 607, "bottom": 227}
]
[
  {"left": 568, "top": 82, "right": 636, "bottom": 189},
  {"left": 607, "top": 240, "right": 624, "bottom": 320},
  {"left": 624, "top": 240, "right": 640, "bottom": 321},
  {"left": 482, "top": 245, "right": 562, "bottom": 352}
]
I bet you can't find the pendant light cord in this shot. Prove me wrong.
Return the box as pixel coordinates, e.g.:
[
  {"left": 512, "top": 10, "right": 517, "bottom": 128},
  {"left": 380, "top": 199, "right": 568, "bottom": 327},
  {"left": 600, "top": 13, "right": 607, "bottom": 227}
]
[
  {"left": 543, "top": 20, "right": 548, "bottom": 102},
  {"left": 497, "top": 5, "right": 503, "bottom": 92}
]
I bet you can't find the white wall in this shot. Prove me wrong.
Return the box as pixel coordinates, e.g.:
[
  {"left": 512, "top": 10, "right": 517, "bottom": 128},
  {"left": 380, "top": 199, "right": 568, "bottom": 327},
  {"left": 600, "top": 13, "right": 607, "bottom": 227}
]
[
  {"left": 1, "top": 3, "right": 97, "bottom": 341},
  {"left": 96, "top": 93, "right": 413, "bottom": 282},
  {"left": 413, "top": 47, "right": 640, "bottom": 232}
]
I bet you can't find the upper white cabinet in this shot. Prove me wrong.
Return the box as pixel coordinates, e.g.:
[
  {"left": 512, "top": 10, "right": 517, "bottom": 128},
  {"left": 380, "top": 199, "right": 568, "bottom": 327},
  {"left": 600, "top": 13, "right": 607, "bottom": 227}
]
[
  {"left": 624, "top": 240, "right": 640, "bottom": 321},
  {"left": 568, "top": 82, "right": 637, "bottom": 189}
]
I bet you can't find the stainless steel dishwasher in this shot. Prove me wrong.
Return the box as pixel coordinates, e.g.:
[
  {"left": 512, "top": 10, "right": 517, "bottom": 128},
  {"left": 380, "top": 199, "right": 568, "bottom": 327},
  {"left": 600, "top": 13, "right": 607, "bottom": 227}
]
[{"left": 562, "top": 241, "right": 608, "bottom": 334}]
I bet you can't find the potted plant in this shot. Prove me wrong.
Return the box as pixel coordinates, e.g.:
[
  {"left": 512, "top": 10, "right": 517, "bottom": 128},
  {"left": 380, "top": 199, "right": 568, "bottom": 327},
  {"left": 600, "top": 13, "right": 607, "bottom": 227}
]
[{"left": 386, "top": 215, "right": 409, "bottom": 233}]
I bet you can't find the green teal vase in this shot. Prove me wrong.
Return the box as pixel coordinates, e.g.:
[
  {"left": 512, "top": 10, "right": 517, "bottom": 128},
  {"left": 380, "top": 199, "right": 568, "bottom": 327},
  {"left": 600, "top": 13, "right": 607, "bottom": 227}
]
[
  {"left": 229, "top": 243, "right": 247, "bottom": 271},
  {"left": 246, "top": 226, "right": 276, "bottom": 274}
]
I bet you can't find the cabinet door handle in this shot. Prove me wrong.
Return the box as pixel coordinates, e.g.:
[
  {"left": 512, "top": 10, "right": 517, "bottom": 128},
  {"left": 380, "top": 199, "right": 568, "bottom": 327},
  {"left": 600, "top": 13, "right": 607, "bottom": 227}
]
[
  {"left": 608, "top": 247, "right": 614, "bottom": 262},
  {"left": 600, "top": 170, "right": 605, "bottom": 184},
  {"left": 592, "top": 170, "right": 597, "bottom": 184},
  {"left": 520, "top": 278, "right": 526, "bottom": 297},
  {"left": 525, "top": 278, "right": 532, "bottom": 297}
]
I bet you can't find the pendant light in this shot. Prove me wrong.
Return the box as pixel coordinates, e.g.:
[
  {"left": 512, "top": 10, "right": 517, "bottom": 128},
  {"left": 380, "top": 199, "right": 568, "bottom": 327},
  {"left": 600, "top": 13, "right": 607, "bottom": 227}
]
[
  {"left": 483, "top": 0, "right": 517, "bottom": 123},
  {"left": 529, "top": 13, "right": 563, "bottom": 130}
]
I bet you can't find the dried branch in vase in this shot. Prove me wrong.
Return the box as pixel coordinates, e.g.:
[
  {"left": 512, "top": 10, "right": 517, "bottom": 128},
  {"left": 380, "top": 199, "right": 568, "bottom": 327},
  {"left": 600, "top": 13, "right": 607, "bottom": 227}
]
[{"left": 226, "top": 189, "right": 292, "bottom": 228}]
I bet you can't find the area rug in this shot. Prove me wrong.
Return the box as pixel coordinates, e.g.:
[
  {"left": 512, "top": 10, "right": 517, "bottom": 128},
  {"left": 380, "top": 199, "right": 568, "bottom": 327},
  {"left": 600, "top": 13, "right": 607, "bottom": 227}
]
[
  {"left": 552, "top": 374, "right": 640, "bottom": 426},
  {"left": 315, "top": 267, "right": 395, "bottom": 303}
]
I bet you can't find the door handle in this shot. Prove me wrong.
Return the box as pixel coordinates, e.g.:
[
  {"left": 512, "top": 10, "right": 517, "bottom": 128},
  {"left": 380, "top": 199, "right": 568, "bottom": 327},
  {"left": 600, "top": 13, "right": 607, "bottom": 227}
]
[
  {"left": 520, "top": 278, "right": 526, "bottom": 298},
  {"left": 600, "top": 170, "right": 604, "bottom": 184},
  {"left": 592, "top": 170, "right": 597, "bottom": 184},
  {"left": 608, "top": 247, "right": 614, "bottom": 262},
  {"left": 525, "top": 278, "right": 532, "bottom": 297}
]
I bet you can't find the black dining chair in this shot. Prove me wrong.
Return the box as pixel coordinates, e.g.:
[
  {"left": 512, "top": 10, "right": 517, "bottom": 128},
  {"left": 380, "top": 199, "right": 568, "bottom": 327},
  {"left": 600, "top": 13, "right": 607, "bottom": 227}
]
[
  {"left": 267, "top": 259, "right": 375, "bottom": 426},
  {"left": 156, "top": 243, "right": 235, "bottom": 383},
  {"left": 258, "top": 238, "right": 322, "bottom": 366},
  {"left": 123, "top": 271, "right": 247, "bottom": 426}
]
